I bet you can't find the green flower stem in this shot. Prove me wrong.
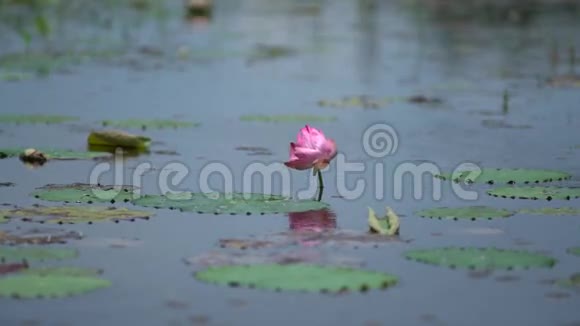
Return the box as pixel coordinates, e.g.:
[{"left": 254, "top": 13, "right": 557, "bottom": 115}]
[{"left": 317, "top": 170, "right": 324, "bottom": 202}]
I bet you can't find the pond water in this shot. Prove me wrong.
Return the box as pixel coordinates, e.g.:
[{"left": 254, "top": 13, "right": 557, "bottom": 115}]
[{"left": 1, "top": 0, "right": 580, "bottom": 325}]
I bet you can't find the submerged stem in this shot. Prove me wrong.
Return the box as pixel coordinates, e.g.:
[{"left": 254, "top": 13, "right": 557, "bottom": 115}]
[{"left": 316, "top": 170, "right": 324, "bottom": 201}]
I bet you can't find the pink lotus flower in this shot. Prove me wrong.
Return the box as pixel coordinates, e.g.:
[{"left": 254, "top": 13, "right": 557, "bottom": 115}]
[{"left": 284, "top": 125, "right": 337, "bottom": 172}]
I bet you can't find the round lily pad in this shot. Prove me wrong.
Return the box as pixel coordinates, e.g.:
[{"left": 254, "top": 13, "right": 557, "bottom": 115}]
[
  {"left": 0, "top": 114, "right": 78, "bottom": 125},
  {"left": 567, "top": 248, "right": 580, "bottom": 257},
  {"left": 0, "top": 206, "right": 152, "bottom": 224},
  {"left": 0, "top": 274, "right": 111, "bottom": 299},
  {"left": 240, "top": 115, "right": 337, "bottom": 123},
  {"left": 417, "top": 206, "right": 514, "bottom": 220},
  {"left": 0, "top": 247, "right": 77, "bottom": 262},
  {"left": 0, "top": 148, "right": 111, "bottom": 160},
  {"left": 195, "top": 264, "right": 398, "bottom": 293},
  {"left": 437, "top": 168, "right": 571, "bottom": 185},
  {"left": 101, "top": 119, "right": 199, "bottom": 130},
  {"left": 519, "top": 207, "right": 580, "bottom": 216},
  {"left": 31, "top": 183, "right": 136, "bottom": 203},
  {"left": 405, "top": 247, "right": 556, "bottom": 270},
  {"left": 132, "top": 192, "right": 328, "bottom": 214},
  {"left": 487, "top": 187, "right": 580, "bottom": 200}
]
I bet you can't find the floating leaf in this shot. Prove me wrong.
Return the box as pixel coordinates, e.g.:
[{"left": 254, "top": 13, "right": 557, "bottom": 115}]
[
  {"left": 0, "top": 148, "right": 110, "bottom": 160},
  {"left": 0, "top": 228, "right": 82, "bottom": 245},
  {"left": 567, "top": 248, "right": 580, "bottom": 257},
  {"left": 0, "top": 262, "right": 29, "bottom": 276},
  {"left": 87, "top": 130, "right": 151, "bottom": 149},
  {"left": 240, "top": 115, "right": 337, "bottom": 123},
  {"left": 368, "top": 207, "right": 400, "bottom": 235},
  {"left": 23, "top": 267, "right": 102, "bottom": 277},
  {"left": 133, "top": 192, "right": 328, "bottom": 214},
  {"left": 519, "top": 207, "right": 580, "bottom": 216},
  {"left": 436, "top": 168, "right": 571, "bottom": 185},
  {"left": 0, "top": 216, "right": 7, "bottom": 224},
  {"left": 318, "top": 95, "right": 397, "bottom": 109},
  {"left": 557, "top": 273, "right": 580, "bottom": 289},
  {"left": 101, "top": 119, "right": 199, "bottom": 130},
  {"left": 0, "top": 206, "right": 152, "bottom": 224},
  {"left": 31, "top": 183, "right": 136, "bottom": 203},
  {"left": 487, "top": 187, "right": 580, "bottom": 200},
  {"left": 405, "top": 247, "right": 556, "bottom": 270},
  {"left": 417, "top": 206, "right": 514, "bottom": 220},
  {"left": 195, "top": 264, "right": 398, "bottom": 293},
  {"left": 0, "top": 247, "right": 77, "bottom": 262},
  {"left": 0, "top": 274, "right": 111, "bottom": 299},
  {"left": 0, "top": 114, "right": 78, "bottom": 125}
]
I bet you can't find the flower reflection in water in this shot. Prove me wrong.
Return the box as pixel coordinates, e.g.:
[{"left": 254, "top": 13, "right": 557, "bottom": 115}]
[{"left": 288, "top": 208, "right": 337, "bottom": 234}]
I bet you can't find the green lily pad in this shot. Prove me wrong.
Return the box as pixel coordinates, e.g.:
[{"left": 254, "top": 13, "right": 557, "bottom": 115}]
[
  {"left": 23, "top": 267, "right": 102, "bottom": 277},
  {"left": 436, "top": 168, "right": 571, "bottom": 185},
  {"left": 405, "top": 247, "right": 556, "bottom": 270},
  {"left": 557, "top": 273, "right": 580, "bottom": 289},
  {"left": 0, "top": 114, "right": 78, "bottom": 125},
  {"left": 101, "top": 119, "right": 199, "bottom": 130},
  {"left": 132, "top": 192, "right": 328, "bottom": 214},
  {"left": 487, "top": 187, "right": 580, "bottom": 201},
  {"left": 0, "top": 148, "right": 111, "bottom": 160},
  {"left": 0, "top": 206, "right": 152, "bottom": 224},
  {"left": 195, "top": 264, "right": 398, "bottom": 293},
  {"left": 31, "top": 183, "right": 136, "bottom": 203},
  {"left": 417, "top": 206, "right": 514, "bottom": 220},
  {"left": 0, "top": 274, "right": 111, "bottom": 299},
  {"left": 0, "top": 247, "right": 77, "bottom": 262},
  {"left": 88, "top": 130, "right": 151, "bottom": 149},
  {"left": 368, "top": 207, "right": 400, "bottom": 235},
  {"left": 567, "top": 248, "right": 580, "bottom": 257},
  {"left": 240, "top": 115, "right": 337, "bottom": 123},
  {"left": 519, "top": 207, "right": 580, "bottom": 216}
]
